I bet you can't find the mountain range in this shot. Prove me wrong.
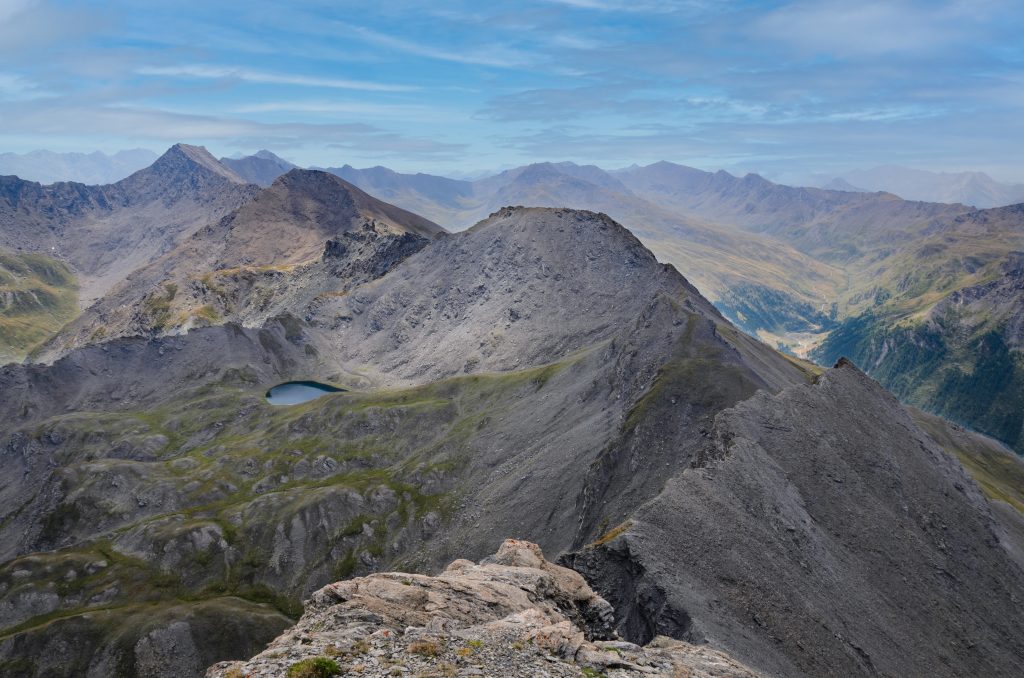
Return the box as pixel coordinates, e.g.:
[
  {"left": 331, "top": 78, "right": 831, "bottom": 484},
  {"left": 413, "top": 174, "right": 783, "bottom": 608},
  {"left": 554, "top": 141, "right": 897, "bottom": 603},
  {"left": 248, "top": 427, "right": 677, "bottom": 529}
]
[
  {"left": 3, "top": 146, "right": 1022, "bottom": 455},
  {"left": 0, "top": 144, "right": 1022, "bottom": 676},
  {"left": 818, "top": 165, "right": 1024, "bottom": 208},
  {"left": 0, "top": 149, "right": 158, "bottom": 186},
  {"left": 325, "top": 158, "right": 1024, "bottom": 454}
]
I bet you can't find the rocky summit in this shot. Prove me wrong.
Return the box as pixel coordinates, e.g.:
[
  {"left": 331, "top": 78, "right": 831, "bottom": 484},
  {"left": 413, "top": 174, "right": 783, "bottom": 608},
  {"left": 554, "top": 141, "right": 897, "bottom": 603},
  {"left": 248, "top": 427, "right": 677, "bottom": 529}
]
[{"left": 207, "top": 539, "right": 762, "bottom": 678}]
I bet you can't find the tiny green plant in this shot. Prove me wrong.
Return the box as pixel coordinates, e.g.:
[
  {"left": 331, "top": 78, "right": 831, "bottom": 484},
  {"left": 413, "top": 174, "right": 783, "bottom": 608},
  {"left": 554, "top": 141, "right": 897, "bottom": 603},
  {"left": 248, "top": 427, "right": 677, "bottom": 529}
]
[{"left": 285, "top": 656, "right": 341, "bottom": 678}]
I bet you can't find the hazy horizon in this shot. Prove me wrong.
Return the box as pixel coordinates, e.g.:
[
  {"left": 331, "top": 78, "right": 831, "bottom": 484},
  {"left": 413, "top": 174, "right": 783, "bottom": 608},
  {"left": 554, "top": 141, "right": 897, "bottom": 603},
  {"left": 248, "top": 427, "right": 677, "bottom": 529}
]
[
  {"left": 6, "top": 144, "right": 1024, "bottom": 190},
  {"left": 3, "top": 1, "right": 1024, "bottom": 182}
]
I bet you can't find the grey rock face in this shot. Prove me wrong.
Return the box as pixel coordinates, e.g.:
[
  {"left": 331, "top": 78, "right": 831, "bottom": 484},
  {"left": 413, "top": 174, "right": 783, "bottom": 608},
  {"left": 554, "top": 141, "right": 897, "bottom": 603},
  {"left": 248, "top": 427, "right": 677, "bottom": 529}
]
[
  {"left": 0, "top": 207, "right": 813, "bottom": 676},
  {"left": 565, "top": 361, "right": 1024, "bottom": 677}
]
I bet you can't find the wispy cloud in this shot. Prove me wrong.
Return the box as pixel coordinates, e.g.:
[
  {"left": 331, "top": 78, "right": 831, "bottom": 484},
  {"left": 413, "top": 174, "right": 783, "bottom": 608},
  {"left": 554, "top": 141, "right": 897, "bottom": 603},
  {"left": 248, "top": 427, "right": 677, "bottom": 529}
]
[
  {"left": 136, "top": 65, "right": 418, "bottom": 92},
  {"left": 338, "top": 22, "right": 534, "bottom": 68},
  {"left": 542, "top": 0, "right": 714, "bottom": 13},
  {"left": 754, "top": 0, "right": 1000, "bottom": 57},
  {"left": 2, "top": 0, "right": 1024, "bottom": 177},
  {"left": 234, "top": 100, "right": 464, "bottom": 122},
  {"left": 0, "top": 0, "right": 34, "bottom": 22},
  {"left": 0, "top": 72, "right": 52, "bottom": 100},
  {"left": 0, "top": 0, "right": 101, "bottom": 57},
  {"left": 0, "top": 101, "right": 467, "bottom": 160}
]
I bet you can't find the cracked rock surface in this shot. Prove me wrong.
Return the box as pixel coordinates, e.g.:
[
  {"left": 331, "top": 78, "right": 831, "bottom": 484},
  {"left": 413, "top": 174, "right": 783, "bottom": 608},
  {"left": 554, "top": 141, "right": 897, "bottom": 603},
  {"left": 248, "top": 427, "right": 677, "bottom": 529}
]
[{"left": 207, "top": 539, "right": 761, "bottom": 678}]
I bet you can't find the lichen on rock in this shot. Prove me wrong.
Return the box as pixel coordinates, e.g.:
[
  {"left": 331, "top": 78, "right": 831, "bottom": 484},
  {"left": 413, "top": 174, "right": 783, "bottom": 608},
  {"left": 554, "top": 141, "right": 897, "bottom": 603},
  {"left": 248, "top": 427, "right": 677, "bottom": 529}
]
[{"left": 207, "top": 539, "right": 761, "bottom": 678}]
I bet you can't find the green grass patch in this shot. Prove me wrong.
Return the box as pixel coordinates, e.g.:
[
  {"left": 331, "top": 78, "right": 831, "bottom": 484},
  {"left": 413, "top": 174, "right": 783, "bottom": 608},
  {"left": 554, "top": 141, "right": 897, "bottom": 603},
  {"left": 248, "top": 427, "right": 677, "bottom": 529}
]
[
  {"left": 287, "top": 657, "right": 341, "bottom": 677},
  {"left": 0, "top": 249, "right": 79, "bottom": 361}
]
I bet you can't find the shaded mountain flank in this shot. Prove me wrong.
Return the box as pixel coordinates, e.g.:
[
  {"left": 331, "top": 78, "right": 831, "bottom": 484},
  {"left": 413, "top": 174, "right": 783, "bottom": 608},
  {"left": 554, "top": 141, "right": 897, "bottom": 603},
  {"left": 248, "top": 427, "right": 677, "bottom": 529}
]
[
  {"left": 0, "top": 144, "right": 258, "bottom": 326},
  {"left": 1, "top": 206, "right": 1022, "bottom": 677},
  {"left": 33, "top": 169, "right": 445, "bottom": 361},
  {"left": 333, "top": 160, "right": 1024, "bottom": 454},
  {"left": 815, "top": 249, "right": 1024, "bottom": 454}
]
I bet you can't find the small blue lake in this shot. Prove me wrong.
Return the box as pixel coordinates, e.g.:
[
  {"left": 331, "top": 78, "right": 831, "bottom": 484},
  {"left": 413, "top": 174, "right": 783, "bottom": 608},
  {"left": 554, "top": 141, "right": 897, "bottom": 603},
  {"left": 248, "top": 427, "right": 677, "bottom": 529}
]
[{"left": 265, "top": 381, "right": 345, "bottom": 406}]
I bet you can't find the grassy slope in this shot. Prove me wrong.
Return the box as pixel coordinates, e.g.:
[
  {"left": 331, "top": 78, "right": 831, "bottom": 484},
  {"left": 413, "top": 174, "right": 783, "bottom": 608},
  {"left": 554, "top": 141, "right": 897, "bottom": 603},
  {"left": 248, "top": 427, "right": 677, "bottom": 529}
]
[
  {"left": 0, "top": 358, "right": 579, "bottom": 671},
  {"left": 911, "top": 408, "right": 1024, "bottom": 514},
  {"left": 0, "top": 249, "right": 79, "bottom": 363},
  {"left": 807, "top": 214, "right": 1024, "bottom": 453}
]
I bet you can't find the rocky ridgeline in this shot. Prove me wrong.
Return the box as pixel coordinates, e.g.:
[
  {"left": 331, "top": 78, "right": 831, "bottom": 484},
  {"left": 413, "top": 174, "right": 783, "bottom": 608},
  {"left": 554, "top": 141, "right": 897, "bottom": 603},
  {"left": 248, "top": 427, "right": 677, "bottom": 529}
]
[{"left": 207, "top": 540, "right": 760, "bottom": 678}]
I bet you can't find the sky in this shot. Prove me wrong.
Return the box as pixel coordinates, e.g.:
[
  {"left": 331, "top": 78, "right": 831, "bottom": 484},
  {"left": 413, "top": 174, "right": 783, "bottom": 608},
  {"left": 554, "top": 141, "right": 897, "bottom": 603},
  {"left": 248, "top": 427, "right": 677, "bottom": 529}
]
[{"left": 2, "top": 0, "right": 1024, "bottom": 181}]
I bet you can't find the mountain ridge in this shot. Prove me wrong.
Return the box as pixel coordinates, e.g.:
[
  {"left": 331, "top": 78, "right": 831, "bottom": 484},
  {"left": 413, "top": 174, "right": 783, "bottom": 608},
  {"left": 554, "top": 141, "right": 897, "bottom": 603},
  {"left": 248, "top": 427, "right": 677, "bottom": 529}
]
[
  {"left": 32, "top": 169, "right": 445, "bottom": 361},
  {"left": 327, "top": 157, "right": 1024, "bottom": 451},
  {"left": 0, "top": 204, "right": 1021, "bottom": 677},
  {"left": 0, "top": 144, "right": 259, "bottom": 322}
]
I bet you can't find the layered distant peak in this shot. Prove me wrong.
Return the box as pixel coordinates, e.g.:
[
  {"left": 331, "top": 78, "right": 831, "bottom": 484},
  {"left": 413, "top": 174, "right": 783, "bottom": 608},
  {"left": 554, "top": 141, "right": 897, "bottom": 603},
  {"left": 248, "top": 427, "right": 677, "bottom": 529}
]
[
  {"left": 0, "top": 148, "right": 158, "bottom": 185},
  {"left": 261, "top": 169, "right": 445, "bottom": 240},
  {"left": 220, "top": 149, "right": 297, "bottom": 186},
  {"left": 32, "top": 168, "right": 446, "bottom": 360},
  {"left": 0, "top": 142, "right": 259, "bottom": 310},
  {"left": 325, "top": 164, "right": 474, "bottom": 217},
  {"left": 170, "top": 168, "right": 443, "bottom": 270},
  {"left": 835, "top": 165, "right": 1024, "bottom": 208},
  {"left": 111, "top": 144, "right": 250, "bottom": 203},
  {"left": 495, "top": 162, "right": 630, "bottom": 194},
  {"left": 821, "top": 177, "right": 868, "bottom": 193},
  {"left": 158, "top": 143, "right": 247, "bottom": 183}
]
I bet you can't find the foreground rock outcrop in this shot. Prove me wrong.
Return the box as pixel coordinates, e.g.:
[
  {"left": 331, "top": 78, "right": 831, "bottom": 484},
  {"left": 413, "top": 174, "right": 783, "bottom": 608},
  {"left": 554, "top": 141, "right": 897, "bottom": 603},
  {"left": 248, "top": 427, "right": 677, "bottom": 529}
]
[{"left": 208, "top": 539, "right": 761, "bottom": 678}]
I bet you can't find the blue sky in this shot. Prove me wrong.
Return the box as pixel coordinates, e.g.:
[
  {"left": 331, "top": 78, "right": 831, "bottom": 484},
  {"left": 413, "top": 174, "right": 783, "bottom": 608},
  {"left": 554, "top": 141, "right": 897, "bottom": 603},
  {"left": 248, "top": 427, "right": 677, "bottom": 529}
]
[{"left": 2, "top": 0, "right": 1024, "bottom": 181}]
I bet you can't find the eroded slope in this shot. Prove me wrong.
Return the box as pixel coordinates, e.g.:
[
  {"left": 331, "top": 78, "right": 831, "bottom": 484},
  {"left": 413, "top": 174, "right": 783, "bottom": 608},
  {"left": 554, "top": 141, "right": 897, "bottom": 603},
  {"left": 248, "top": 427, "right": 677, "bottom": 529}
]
[{"left": 566, "top": 360, "right": 1024, "bottom": 678}]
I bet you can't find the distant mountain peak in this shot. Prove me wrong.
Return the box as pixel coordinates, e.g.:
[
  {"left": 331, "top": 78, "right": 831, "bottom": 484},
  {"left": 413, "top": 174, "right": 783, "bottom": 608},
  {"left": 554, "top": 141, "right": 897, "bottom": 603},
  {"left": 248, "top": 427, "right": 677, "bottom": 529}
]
[
  {"left": 219, "top": 149, "right": 297, "bottom": 186},
  {"left": 253, "top": 149, "right": 287, "bottom": 161},
  {"left": 832, "top": 164, "right": 1024, "bottom": 207},
  {"left": 0, "top": 148, "right": 159, "bottom": 185},
  {"left": 156, "top": 144, "right": 247, "bottom": 183},
  {"left": 238, "top": 168, "right": 444, "bottom": 241},
  {"left": 821, "top": 177, "right": 868, "bottom": 193}
]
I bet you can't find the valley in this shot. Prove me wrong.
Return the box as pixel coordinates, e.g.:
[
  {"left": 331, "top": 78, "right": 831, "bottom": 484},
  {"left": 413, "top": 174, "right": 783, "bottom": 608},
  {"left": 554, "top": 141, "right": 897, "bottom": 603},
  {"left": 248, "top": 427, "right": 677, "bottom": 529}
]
[
  {"left": 325, "top": 157, "right": 1024, "bottom": 454},
  {"left": 0, "top": 146, "right": 1022, "bottom": 677}
]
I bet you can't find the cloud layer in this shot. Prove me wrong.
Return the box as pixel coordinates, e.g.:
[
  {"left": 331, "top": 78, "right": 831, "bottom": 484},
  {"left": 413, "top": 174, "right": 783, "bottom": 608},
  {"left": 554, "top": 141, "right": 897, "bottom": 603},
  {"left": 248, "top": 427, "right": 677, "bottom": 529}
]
[{"left": 0, "top": 0, "right": 1022, "bottom": 179}]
